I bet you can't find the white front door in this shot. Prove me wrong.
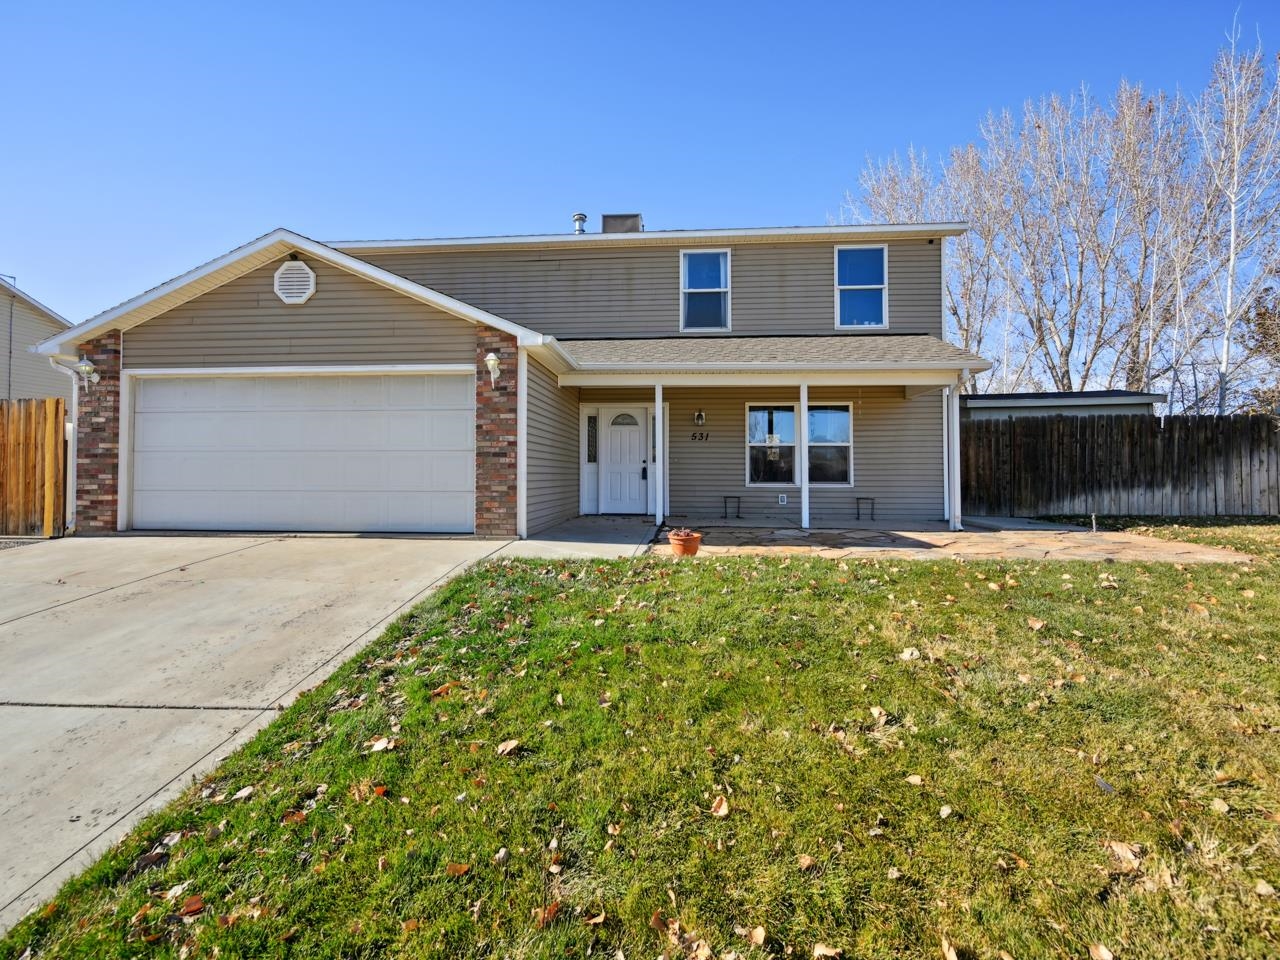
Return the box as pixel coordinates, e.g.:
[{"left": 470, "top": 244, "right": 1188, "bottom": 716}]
[{"left": 599, "top": 408, "right": 647, "bottom": 514}]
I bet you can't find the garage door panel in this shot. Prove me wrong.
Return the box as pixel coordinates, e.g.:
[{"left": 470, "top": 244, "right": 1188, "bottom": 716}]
[
  {"left": 426, "top": 375, "right": 473, "bottom": 407},
  {"left": 132, "top": 374, "right": 475, "bottom": 533}
]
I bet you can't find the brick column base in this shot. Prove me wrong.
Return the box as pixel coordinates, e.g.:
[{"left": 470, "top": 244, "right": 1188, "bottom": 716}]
[
  {"left": 475, "top": 328, "right": 518, "bottom": 536},
  {"left": 76, "top": 330, "right": 122, "bottom": 533}
]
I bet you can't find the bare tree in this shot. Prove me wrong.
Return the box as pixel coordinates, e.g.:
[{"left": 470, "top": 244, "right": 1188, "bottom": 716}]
[
  {"left": 849, "top": 32, "right": 1280, "bottom": 414},
  {"left": 1190, "top": 30, "right": 1280, "bottom": 412}
]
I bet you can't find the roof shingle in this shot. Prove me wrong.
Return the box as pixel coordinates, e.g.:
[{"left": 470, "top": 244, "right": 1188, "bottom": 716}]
[{"left": 557, "top": 335, "right": 988, "bottom": 371}]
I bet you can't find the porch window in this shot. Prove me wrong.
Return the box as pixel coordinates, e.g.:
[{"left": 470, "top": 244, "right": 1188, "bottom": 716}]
[
  {"left": 681, "top": 250, "right": 730, "bottom": 330},
  {"left": 835, "top": 245, "right": 887, "bottom": 328},
  {"left": 747, "top": 405, "right": 796, "bottom": 484},
  {"left": 586, "top": 415, "right": 598, "bottom": 464},
  {"left": 808, "top": 404, "right": 853, "bottom": 484}
]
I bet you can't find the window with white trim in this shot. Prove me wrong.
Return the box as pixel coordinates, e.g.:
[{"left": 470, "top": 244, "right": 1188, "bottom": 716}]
[
  {"left": 746, "top": 403, "right": 854, "bottom": 486},
  {"left": 835, "top": 245, "right": 887, "bottom": 328},
  {"left": 747, "top": 405, "right": 796, "bottom": 484},
  {"left": 807, "top": 404, "right": 853, "bottom": 484},
  {"left": 681, "top": 250, "right": 730, "bottom": 330}
]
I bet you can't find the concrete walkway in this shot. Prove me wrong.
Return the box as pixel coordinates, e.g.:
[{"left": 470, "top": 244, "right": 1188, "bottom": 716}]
[
  {"left": 649, "top": 522, "right": 1249, "bottom": 563},
  {"left": 0, "top": 535, "right": 503, "bottom": 932}
]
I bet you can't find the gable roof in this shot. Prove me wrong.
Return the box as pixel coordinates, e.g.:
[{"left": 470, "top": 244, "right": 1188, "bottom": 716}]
[
  {"left": 1, "top": 277, "right": 71, "bottom": 328},
  {"left": 35, "top": 228, "right": 547, "bottom": 356}
]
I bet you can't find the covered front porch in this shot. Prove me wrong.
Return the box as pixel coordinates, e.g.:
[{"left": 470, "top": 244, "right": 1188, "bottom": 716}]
[{"left": 522, "top": 333, "right": 991, "bottom": 537}]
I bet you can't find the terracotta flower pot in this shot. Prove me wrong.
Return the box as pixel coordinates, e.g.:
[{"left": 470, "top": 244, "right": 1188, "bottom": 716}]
[{"left": 667, "top": 531, "right": 703, "bottom": 557}]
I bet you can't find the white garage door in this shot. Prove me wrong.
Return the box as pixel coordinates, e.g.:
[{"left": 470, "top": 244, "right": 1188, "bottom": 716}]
[{"left": 131, "top": 374, "right": 475, "bottom": 533}]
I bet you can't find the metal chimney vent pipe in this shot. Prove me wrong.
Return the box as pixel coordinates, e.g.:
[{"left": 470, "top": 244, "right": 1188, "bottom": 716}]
[{"left": 572, "top": 212, "right": 587, "bottom": 234}]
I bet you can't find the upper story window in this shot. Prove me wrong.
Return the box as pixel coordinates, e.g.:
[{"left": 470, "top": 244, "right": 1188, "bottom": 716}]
[
  {"left": 835, "top": 245, "right": 887, "bottom": 329},
  {"left": 681, "top": 250, "right": 730, "bottom": 331}
]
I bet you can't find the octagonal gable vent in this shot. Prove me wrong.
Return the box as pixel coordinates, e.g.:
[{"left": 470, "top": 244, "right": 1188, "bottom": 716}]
[{"left": 274, "top": 259, "right": 316, "bottom": 304}]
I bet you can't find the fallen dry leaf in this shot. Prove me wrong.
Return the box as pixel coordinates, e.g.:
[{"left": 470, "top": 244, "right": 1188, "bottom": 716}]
[
  {"left": 402, "top": 919, "right": 419, "bottom": 932},
  {"left": 533, "top": 901, "right": 561, "bottom": 928},
  {"left": 496, "top": 739, "right": 521, "bottom": 757},
  {"left": 230, "top": 786, "right": 255, "bottom": 802},
  {"left": 813, "top": 945, "right": 842, "bottom": 958},
  {"left": 710, "top": 795, "right": 731, "bottom": 818},
  {"left": 939, "top": 805, "right": 953, "bottom": 819},
  {"left": 1088, "top": 945, "right": 1114, "bottom": 960},
  {"left": 1188, "top": 602, "right": 1210, "bottom": 618},
  {"left": 1027, "top": 617, "right": 1046, "bottom": 631},
  {"left": 905, "top": 774, "right": 924, "bottom": 786},
  {"left": 940, "top": 935, "right": 959, "bottom": 960},
  {"left": 750, "top": 926, "right": 766, "bottom": 946},
  {"left": 585, "top": 911, "right": 606, "bottom": 925},
  {"left": 1211, "top": 797, "right": 1231, "bottom": 814},
  {"left": 444, "top": 862, "right": 470, "bottom": 877},
  {"left": 281, "top": 810, "right": 306, "bottom": 825},
  {"left": 797, "top": 854, "right": 817, "bottom": 871},
  {"left": 1256, "top": 879, "right": 1276, "bottom": 897},
  {"left": 178, "top": 895, "right": 205, "bottom": 917}
]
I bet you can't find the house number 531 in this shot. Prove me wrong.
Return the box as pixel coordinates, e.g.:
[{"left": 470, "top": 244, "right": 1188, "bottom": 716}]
[{"left": 689, "top": 431, "right": 710, "bottom": 442}]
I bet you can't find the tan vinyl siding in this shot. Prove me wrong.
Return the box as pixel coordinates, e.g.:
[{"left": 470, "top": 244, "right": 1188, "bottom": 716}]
[
  {"left": 4, "top": 296, "right": 71, "bottom": 400},
  {"left": 360, "top": 240, "right": 942, "bottom": 339},
  {"left": 580, "top": 386, "right": 944, "bottom": 523},
  {"left": 525, "top": 357, "right": 580, "bottom": 533},
  {"left": 123, "top": 257, "right": 476, "bottom": 368}
]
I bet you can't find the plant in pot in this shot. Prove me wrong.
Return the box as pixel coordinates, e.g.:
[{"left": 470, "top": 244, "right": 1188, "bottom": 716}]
[{"left": 666, "top": 526, "right": 703, "bottom": 557}]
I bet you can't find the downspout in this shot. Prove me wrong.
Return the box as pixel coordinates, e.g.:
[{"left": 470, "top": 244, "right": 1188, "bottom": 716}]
[
  {"left": 49, "top": 357, "right": 79, "bottom": 533},
  {"left": 6, "top": 292, "right": 14, "bottom": 400}
]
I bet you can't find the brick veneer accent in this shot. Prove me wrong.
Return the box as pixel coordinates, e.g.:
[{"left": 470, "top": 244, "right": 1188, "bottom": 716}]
[
  {"left": 475, "top": 328, "right": 518, "bottom": 536},
  {"left": 75, "top": 330, "right": 122, "bottom": 533}
]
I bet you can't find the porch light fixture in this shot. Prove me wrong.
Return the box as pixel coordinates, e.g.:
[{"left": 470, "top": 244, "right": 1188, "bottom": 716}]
[
  {"left": 484, "top": 352, "right": 501, "bottom": 387},
  {"left": 693, "top": 409, "right": 706, "bottom": 426},
  {"left": 73, "top": 355, "right": 100, "bottom": 388}
]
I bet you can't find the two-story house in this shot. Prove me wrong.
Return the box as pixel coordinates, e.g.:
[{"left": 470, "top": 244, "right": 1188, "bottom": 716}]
[{"left": 36, "top": 217, "right": 989, "bottom": 537}]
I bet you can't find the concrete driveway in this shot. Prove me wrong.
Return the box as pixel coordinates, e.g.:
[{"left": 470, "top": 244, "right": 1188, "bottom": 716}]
[{"left": 0, "top": 534, "right": 504, "bottom": 931}]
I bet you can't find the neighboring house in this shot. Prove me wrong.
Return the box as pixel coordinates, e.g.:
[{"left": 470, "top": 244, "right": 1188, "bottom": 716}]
[
  {"left": 36, "top": 218, "right": 990, "bottom": 537},
  {"left": 960, "top": 390, "right": 1166, "bottom": 420},
  {"left": 2, "top": 277, "right": 73, "bottom": 400}
]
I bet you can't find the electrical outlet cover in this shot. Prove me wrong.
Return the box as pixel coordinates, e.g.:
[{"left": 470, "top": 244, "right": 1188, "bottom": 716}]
[{"left": 778, "top": 494, "right": 787, "bottom": 505}]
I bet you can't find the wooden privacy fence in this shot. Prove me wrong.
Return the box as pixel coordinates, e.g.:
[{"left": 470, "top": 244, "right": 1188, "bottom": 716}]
[
  {"left": 962, "top": 414, "right": 1280, "bottom": 518},
  {"left": 0, "top": 398, "right": 67, "bottom": 537}
]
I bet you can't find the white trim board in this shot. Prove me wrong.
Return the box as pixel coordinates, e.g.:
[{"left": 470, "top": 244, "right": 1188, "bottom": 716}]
[{"left": 123, "top": 364, "right": 474, "bottom": 378}]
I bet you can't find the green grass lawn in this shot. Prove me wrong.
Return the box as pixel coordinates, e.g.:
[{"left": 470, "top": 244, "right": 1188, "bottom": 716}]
[{"left": 4, "top": 549, "right": 1279, "bottom": 959}]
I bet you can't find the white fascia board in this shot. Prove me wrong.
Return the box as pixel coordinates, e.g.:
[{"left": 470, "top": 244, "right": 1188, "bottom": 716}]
[
  {"left": 524, "top": 337, "right": 578, "bottom": 374},
  {"left": 964, "top": 394, "right": 1163, "bottom": 409},
  {"left": 328, "top": 222, "right": 969, "bottom": 252},
  {"left": 565, "top": 358, "right": 993, "bottom": 374},
  {"left": 37, "top": 227, "right": 544, "bottom": 355},
  {"left": 2, "top": 277, "right": 72, "bottom": 327},
  {"left": 123, "top": 364, "right": 474, "bottom": 378},
  {"left": 558, "top": 370, "right": 966, "bottom": 388}
]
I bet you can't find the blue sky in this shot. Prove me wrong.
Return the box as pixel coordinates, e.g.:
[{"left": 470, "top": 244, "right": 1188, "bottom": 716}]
[{"left": 4, "top": 0, "right": 1278, "bottom": 322}]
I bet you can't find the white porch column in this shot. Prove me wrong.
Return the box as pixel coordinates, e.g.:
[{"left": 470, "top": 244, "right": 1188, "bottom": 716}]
[
  {"left": 948, "top": 382, "right": 963, "bottom": 531},
  {"left": 941, "top": 388, "right": 952, "bottom": 523},
  {"left": 654, "top": 382, "right": 664, "bottom": 527},
  {"left": 798, "top": 383, "right": 810, "bottom": 529}
]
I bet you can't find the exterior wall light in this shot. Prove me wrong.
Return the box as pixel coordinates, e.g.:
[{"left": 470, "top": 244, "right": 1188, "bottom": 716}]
[
  {"left": 693, "top": 409, "right": 706, "bottom": 426},
  {"left": 484, "top": 352, "right": 501, "bottom": 387},
  {"left": 73, "top": 355, "right": 100, "bottom": 387}
]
